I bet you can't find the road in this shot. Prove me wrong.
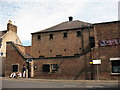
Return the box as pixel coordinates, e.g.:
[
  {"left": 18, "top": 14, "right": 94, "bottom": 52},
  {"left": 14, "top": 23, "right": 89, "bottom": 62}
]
[{"left": 1, "top": 78, "right": 120, "bottom": 90}]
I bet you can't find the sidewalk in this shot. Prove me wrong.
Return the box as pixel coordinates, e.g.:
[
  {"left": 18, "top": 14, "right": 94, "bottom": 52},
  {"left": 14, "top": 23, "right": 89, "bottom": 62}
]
[{"left": 2, "top": 77, "right": 120, "bottom": 83}]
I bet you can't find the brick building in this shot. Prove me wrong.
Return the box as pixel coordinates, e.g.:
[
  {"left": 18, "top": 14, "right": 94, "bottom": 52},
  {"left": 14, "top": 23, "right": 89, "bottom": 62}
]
[
  {"left": 0, "top": 20, "right": 22, "bottom": 76},
  {"left": 5, "top": 17, "right": 120, "bottom": 80}
]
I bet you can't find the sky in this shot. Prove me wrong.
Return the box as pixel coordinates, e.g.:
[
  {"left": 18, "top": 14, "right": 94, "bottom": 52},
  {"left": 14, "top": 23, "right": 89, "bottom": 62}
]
[{"left": 0, "top": 0, "right": 119, "bottom": 46}]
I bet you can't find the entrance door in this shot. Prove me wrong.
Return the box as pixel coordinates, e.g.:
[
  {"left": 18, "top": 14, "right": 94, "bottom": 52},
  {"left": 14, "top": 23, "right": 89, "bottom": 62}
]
[{"left": 26, "top": 62, "right": 31, "bottom": 78}]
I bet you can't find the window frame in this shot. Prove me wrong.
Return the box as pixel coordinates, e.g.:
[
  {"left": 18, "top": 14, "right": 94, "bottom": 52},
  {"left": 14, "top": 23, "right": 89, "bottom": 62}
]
[
  {"left": 51, "top": 64, "right": 59, "bottom": 72},
  {"left": 49, "top": 34, "right": 53, "bottom": 40},
  {"left": 38, "top": 35, "right": 41, "bottom": 40},
  {"left": 110, "top": 58, "right": 120, "bottom": 75},
  {"left": 76, "top": 31, "right": 81, "bottom": 37},
  {"left": 90, "top": 37, "right": 95, "bottom": 48},
  {"left": 42, "top": 64, "right": 50, "bottom": 72},
  {"left": 63, "top": 32, "right": 68, "bottom": 38},
  {"left": 12, "top": 64, "right": 19, "bottom": 72},
  {"left": 42, "top": 64, "right": 59, "bottom": 73}
]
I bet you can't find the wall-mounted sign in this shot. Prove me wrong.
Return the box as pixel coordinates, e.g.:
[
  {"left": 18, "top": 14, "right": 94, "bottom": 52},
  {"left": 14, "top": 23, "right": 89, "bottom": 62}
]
[
  {"left": 99, "top": 38, "right": 120, "bottom": 47},
  {"left": 26, "top": 59, "right": 33, "bottom": 62},
  {"left": 93, "top": 59, "right": 101, "bottom": 65}
]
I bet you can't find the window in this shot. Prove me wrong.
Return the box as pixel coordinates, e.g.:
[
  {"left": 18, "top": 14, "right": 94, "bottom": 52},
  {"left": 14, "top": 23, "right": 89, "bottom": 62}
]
[
  {"left": 42, "top": 64, "right": 59, "bottom": 72},
  {"left": 50, "top": 50, "right": 52, "bottom": 53},
  {"left": 16, "top": 39, "right": 18, "bottom": 43},
  {"left": 51, "top": 64, "right": 59, "bottom": 72},
  {"left": 90, "top": 37, "right": 95, "bottom": 48},
  {"left": 12, "top": 65, "right": 18, "bottom": 72},
  {"left": 49, "top": 34, "right": 53, "bottom": 40},
  {"left": 111, "top": 61, "right": 120, "bottom": 73},
  {"left": 38, "top": 35, "right": 41, "bottom": 40},
  {"left": 39, "top": 56, "right": 44, "bottom": 58},
  {"left": 63, "top": 32, "right": 67, "bottom": 38},
  {"left": 43, "top": 64, "right": 50, "bottom": 72},
  {"left": 77, "top": 31, "right": 81, "bottom": 37},
  {"left": 64, "top": 49, "right": 67, "bottom": 52},
  {"left": 56, "top": 55, "right": 62, "bottom": 57}
]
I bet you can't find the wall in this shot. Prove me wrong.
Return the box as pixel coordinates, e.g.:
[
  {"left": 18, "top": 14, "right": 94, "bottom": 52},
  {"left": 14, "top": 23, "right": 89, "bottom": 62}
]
[
  {"left": 31, "top": 28, "right": 94, "bottom": 58},
  {"left": 25, "top": 46, "right": 31, "bottom": 56},
  {"left": 7, "top": 22, "right": 17, "bottom": 33},
  {"left": 5, "top": 42, "right": 26, "bottom": 77},
  {"left": 33, "top": 53, "right": 92, "bottom": 80},
  {"left": 0, "top": 30, "right": 22, "bottom": 57},
  {"left": 93, "top": 21, "right": 120, "bottom": 80},
  {"left": 16, "top": 45, "right": 25, "bottom": 55}
]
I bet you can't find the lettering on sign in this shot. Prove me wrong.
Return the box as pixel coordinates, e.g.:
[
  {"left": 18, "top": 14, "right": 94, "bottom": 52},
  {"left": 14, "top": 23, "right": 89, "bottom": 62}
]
[{"left": 99, "top": 38, "right": 120, "bottom": 47}]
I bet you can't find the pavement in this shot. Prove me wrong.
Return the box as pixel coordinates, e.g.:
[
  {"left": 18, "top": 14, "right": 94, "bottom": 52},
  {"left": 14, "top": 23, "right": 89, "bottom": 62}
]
[
  {"left": 1, "top": 77, "right": 120, "bottom": 89},
  {"left": 1, "top": 77, "right": 120, "bottom": 83}
]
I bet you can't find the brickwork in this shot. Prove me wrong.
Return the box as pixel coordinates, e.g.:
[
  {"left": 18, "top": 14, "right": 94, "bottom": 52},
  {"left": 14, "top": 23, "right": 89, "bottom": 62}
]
[
  {"left": 33, "top": 53, "right": 92, "bottom": 80},
  {"left": 5, "top": 42, "right": 26, "bottom": 77},
  {"left": 24, "top": 46, "right": 31, "bottom": 56},
  {"left": 32, "top": 28, "right": 94, "bottom": 58},
  {"left": 92, "top": 21, "right": 120, "bottom": 80},
  {"left": 5, "top": 20, "right": 120, "bottom": 80},
  {"left": 16, "top": 45, "right": 25, "bottom": 54}
]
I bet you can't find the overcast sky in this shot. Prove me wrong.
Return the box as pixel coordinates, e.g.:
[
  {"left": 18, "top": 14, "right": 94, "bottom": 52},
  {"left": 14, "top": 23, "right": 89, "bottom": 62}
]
[{"left": 0, "top": 0, "right": 119, "bottom": 46}]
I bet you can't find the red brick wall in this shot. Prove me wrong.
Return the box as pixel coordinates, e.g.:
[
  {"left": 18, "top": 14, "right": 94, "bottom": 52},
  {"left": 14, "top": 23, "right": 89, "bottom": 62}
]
[
  {"left": 31, "top": 28, "right": 94, "bottom": 58},
  {"left": 5, "top": 42, "right": 26, "bottom": 77},
  {"left": 25, "top": 46, "right": 31, "bottom": 56},
  {"left": 17, "top": 45, "right": 25, "bottom": 54},
  {"left": 33, "top": 53, "right": 92, "bottom": 80},
  {"left": 93, "top": 21, "right": 120, "bottom": 80}
]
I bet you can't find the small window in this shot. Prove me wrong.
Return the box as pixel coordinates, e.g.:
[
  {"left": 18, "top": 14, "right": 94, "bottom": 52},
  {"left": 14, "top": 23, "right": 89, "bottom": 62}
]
[
  {"left": 64, "top": 49, "right": 67, "bottom": 52},
  {"left": 43, "top": 64, "right": 50, "bottom": 72},
  {"left": 12, "top": 65, "right": 18, "bottom": 72},
  {"left": 16, "top": 39, "right": 18, "bottom": 43},
  {"left": 39, "top": 56, "right": 44, "bottom": 58},
  {"left": 49, "top": 34, "right": 53, "bottom": 40},
  {"left": 63, "top": 32, "right": 67, "bottom": 38},
  {"left": 38, "top": 35, "right": 41, "bottom": 40},
  {"left": 50, "top": 50, "right": 52, "bottom": 52},
  {"left": 77, "top": 31, "right": 81, "bottom": 37},
  {"left": 51, "top": 64, "right": 59, "bottom": 72},
  {"left": 56, "top": 55, "right": 62, "bottom": 57},
  {"left": 112, "top": 61, "right": 120, "bottom": 73},
  {"left": 90, "top": 37, "right": 95, "bottom": 48}
]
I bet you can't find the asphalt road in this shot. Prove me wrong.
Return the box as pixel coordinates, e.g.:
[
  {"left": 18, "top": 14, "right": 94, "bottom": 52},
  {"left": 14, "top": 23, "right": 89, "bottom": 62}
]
[{"left": 1, "top": 78, "right": 120, "bottom": 90}]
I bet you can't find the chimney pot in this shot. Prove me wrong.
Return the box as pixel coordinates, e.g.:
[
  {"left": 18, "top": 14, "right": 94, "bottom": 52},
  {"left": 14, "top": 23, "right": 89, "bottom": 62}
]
[
  {"left": 68, "top": 16, "right": 73, "bottom": 21},
  {"left": 8, "top": 20, "right": 12, "bottom": 24}
]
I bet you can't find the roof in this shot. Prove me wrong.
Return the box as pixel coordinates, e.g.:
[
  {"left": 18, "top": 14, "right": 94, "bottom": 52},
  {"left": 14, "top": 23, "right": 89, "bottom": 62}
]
[
  {"left": 7, "top": 42, "right": 32, "bottom": 59},
  {"left": 0, "top": 30, "right": 7, "bottom": 37},
  {"left": 93, "top": 20, "right": 120, "bottom": 25},
  {"left": 32, "top": 20, "right": 91, "bottom": 34}
]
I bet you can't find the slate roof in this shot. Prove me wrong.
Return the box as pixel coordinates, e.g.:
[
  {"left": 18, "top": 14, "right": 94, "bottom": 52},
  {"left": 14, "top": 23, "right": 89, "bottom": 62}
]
[{"left": 32, "top": 20, "right": 91, "bottom": 34}]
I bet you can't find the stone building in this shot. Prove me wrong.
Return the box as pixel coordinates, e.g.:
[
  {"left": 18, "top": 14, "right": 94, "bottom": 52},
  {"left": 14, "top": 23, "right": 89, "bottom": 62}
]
[
  {"left": 0, "top": 20, "right": 22, "bottom": 76},
  {"left": 5, "top": 17, "right": 120, "bottom": 80}
]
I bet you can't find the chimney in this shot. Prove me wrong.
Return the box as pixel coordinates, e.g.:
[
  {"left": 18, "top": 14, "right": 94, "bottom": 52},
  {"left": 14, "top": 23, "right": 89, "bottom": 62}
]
[
  {"left": 7, "top": 20, "right": 17, "bottom": 33},
  {"left": 68, "top": 16, "right": 73, "bottom": 21}
]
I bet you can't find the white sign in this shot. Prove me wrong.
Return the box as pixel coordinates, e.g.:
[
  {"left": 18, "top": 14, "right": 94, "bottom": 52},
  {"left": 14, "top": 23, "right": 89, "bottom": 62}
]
[{"left": 93, "top": 59, "right": 101, "bottom": 65}]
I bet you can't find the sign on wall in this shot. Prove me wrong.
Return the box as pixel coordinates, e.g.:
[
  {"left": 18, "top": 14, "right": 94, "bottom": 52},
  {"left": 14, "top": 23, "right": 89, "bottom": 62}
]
[
  {"left": 93, "top": 59, "right": 101, "bottom": 65},
  {"left": 99, "top": 38, "right": 120, "bottom": 47}
]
